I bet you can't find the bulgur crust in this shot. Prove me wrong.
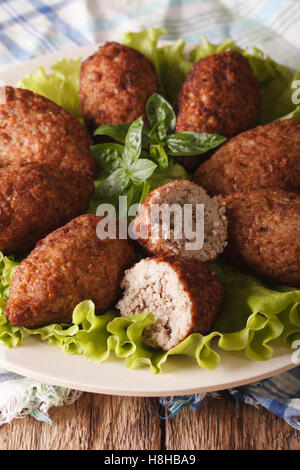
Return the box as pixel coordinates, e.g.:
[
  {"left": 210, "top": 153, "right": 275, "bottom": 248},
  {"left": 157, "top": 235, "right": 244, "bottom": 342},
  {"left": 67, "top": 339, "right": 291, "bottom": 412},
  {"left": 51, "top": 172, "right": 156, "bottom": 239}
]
[
  {"left": 194, "top": 119, "right": 300, "bottom": 195},
  {"left": 118, "top": 256, "right": 223, "bottom": 350},
  {"left": 219, "top": 189, "right": 300, "bottom": 287},
  {"left": 0, "top": 87, "right": 98, "bottom": 178},
  {"left": 5, "top": 215, "right": 137, "bottom": 327},
  {"left": 176, "top": 51, "right": 261, "bottom": 171},
  {"left": 79, "top": 42, "right": 159, "bottom": 131},
  {"left": 176, "top": 51, "right": 261, "bottom": 136},
  {"left": 152, "top": 257, "right": 223, "bottom": 339},
  {"left": 0, "top": 163, "right": 94, "bottom": 255}
]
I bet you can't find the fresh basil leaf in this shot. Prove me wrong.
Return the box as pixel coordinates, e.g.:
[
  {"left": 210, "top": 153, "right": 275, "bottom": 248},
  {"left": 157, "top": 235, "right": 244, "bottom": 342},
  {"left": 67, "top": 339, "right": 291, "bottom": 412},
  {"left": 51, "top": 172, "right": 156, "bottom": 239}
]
[
  {"left": 149, "top": 144, "right": 169, "bottom": 169},
  {"left": 118, "top": 185, "right": 135, "bottom": 218},
  {"left": 94, "top": 123, "right": 151, "bottom": 148},
  {"left": 141, "top": 128, "right": 152, "bottom": 148},
  {"left": 146, "top": 93, "right": 176, "bottom": 134},
  {"left": 94, "top": 123, "right": 131, "bottom": 143},
  {"left": 129, "top": 159, "right": 157, "bottom": 185},
  {"left": 123, "top": 117, "right": 143, "bottom": 166},
  {"left": 90, "top": 143, "right": 124, "bottom": 172},
  {"left": 139, "top": 182, "right": 151, "bottom": 204},
  {"left": 165, "top": 132, "right": 227, "bottom": 156},
  {"left": 149, "top": 120, "right": 169, "bottom": 143},
  {"left": 95, "top": 168, "right": 130, "bottom": 200}
]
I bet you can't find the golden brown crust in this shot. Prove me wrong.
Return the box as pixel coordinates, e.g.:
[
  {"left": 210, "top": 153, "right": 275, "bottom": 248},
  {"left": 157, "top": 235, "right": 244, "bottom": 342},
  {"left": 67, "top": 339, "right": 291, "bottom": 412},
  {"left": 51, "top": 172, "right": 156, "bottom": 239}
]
[
  {"left": 176, "top": 51, "right": 261, "bottom": 136},
  {"left": 79, "top": 42, "right": 159, "bottom": 131},
  {"left": 176, "top": 51, "right": 261, "bottom": 172},
  {"left": 0, "top": 87, "right": 98, "bottom": 178},
  {"left": 218, "top": 189, "right": 300, "bottom": 286},
  {"left": 5, "top": 215, "right": 137, "bottom": 327},
  {"left": 0, "top": 163, "right": 94, "bottom": 255},
  {"left": 153, "top": 256, "right": 223, "bottom": 338},
  {"left": 194, "top": 119, "right": 300, "bottom": 195}
]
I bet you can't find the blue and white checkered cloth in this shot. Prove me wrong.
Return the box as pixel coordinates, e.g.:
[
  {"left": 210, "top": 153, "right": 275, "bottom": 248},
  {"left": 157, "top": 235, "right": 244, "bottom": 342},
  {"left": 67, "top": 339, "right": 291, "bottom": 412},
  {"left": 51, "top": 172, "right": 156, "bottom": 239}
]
[
  {"left": 160, "top": 367, "right": 300, "bottom": 430},
  {"left": 0, "top": 0, "right": 300, "bottom": 428},
  {"left": 1, "top": 0, "right": 300, "bottom": 72}
]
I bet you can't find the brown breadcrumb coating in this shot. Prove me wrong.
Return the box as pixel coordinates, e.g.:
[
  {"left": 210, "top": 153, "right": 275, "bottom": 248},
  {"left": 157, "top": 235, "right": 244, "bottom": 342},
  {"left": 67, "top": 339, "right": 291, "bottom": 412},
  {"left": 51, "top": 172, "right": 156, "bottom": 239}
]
[
  {"left": 176, "top": 51, "right": 261, "bottom": 172},
  {"left": 79, "top": 42, "right": 159, "bottom": 131},
  {"left": 0, "top": 87, "right": 98, "bottom": 178},
  {"left": 194, "top": 119, "right": 300, "bottom": 195},
  {"left": 118, "top": 256, "right": 223, "bottom": 350},
  {"left": 156, "top": 257, "right": 223, "bottom": 337},
  {"left": 5, "top": 215, "right": 137, "bottom": 327},
  {"left": 0, "top": 163, "right": 95, "bottom": 256},
  {"left": 218, "top": 190, "right": 300, "bottom": 287}
]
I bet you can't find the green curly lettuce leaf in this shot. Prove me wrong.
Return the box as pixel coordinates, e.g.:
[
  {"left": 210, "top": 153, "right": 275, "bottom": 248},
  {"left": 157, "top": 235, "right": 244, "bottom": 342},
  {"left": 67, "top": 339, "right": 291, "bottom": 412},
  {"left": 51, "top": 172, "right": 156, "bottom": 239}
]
[
  {"left": 18, "top": 58, "right": 82, "bottom": 119},
  {"left": 0, "top": 255, "right": 299, "bottom": 374},
  {"left": 120, "top": 29, "right": 300, "bottom": 123}
]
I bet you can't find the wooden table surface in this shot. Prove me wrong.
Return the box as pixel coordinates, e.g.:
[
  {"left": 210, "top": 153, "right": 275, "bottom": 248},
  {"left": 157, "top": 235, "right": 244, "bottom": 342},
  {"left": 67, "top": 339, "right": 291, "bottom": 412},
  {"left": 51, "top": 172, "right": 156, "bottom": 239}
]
[{"left": 0, "top": 391, "right": 299, "bottom": 450}]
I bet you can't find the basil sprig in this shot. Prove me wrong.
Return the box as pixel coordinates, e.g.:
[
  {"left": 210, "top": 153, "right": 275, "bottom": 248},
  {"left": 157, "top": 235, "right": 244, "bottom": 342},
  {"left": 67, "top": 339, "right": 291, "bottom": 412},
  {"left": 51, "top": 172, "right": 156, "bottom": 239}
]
[
  {"left": 91, "top": 117, "right": 157, "bottom": 200},
  {"left": 94, "top": 93, "right": 226, "bottom": 170},
  {"left": 94, "top": 123, "right": 151, "bottom": 148},
  {"left": 165, "top": 131, "right": 227, "bottom": 156}
]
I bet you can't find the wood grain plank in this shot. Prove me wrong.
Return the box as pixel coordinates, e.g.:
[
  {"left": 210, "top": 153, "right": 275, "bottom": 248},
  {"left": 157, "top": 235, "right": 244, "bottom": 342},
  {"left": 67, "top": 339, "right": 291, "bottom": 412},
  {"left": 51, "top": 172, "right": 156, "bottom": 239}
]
[
  {"left": 0, "top": 393, "right": 92, "bottom": 450},
  {"left": 0, "top": 394, "right": 162, "bottom": 450},
  {"left": 89, "top": 395, "right": 161, "bottom": 450},
  {"left": 165, "top": 392, "right": 300, "bottom": 450},
  {"left": 1, "top": 392, "right": 299, "bottom": 450}
]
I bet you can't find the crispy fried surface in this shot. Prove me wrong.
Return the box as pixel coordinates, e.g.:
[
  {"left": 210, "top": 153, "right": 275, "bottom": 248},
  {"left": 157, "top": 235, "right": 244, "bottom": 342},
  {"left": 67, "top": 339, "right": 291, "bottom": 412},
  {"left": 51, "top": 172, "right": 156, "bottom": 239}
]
[
  {"left": 0, "top": 163, "right": 94, "bottom": 255},
  {"left": 159, "top": 257, "right": 223, "bottom": 337},
  {"left": 118, "top": 255, "right": 223, "bottom": 350},
  {"left": 219, "top": 190, "right": 300, "bottom": 286},
  {"left": 176, "top": 51, "right": 261, "bottom": 172},
  {"left": 194, "top": 119, "right": 300, "bottom": 195},
  {"left": 5, "top": 215, "right": 137, "bottom": 327},
  {"left": 176, "top": 51, "right": 261, "bottom": 136},
  {"left": 0, "top": 87, "right": 98, "bottom": 178},
  {"left": 79, "top": 42, "right": 159, "bottom": 130}
]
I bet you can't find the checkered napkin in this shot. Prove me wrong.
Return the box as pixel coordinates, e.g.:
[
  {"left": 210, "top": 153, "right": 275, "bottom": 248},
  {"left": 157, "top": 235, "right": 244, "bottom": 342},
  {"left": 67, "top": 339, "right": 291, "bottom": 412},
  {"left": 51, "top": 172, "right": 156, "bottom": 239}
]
[
  {"left": 0, "top": 0, "right": 300, "bottom": 427},
  {"left": 160, "top": 367, "right": 300, "bottom": 430}
]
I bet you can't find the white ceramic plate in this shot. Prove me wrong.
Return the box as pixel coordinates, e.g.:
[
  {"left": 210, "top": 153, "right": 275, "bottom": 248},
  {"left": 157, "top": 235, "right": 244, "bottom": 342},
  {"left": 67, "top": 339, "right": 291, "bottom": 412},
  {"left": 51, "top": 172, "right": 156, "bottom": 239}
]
[{"left": 0, "top": 44, "right": 297, "bottom": 396}]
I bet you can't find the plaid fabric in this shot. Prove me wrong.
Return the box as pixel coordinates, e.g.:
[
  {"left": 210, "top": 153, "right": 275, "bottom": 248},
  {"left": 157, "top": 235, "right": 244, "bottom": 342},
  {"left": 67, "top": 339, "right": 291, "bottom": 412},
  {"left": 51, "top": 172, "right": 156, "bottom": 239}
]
[
  {"left": 0, "top": 0, "right": 300, "bottom": 428},
  {"left": 160, "top": 367, "right": 300, "bottom": 430},
  {"left": 1, "top": 0, "right": 300, "bottom": 71}
]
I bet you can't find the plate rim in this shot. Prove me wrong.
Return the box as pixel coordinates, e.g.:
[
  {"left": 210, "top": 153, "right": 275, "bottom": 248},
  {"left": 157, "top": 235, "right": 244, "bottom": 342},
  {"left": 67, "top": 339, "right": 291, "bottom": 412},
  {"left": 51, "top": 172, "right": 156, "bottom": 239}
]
[{"left": 0, "top": 348, "right": 296, "bottom": 397}]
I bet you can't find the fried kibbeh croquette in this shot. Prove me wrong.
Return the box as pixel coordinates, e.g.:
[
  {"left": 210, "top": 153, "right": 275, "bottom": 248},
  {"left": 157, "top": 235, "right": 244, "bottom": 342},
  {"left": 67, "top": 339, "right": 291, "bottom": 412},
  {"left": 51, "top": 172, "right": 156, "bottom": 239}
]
[
  {"left": 175, "top": 51, "right": 261, "bottom": 171},
  {"left": 0, "top": 87, "right": 98, "bottom": 178},
  {"left": 0, "top": 163, "right": 95, "bottom": 255},
  {"left": 132, "top": 180, "right": 227, "bottom": 262},
  {"left": 194, "top": 119, "right": 300, "bottom": 195},
  {"left": 5, "top": 215, "right": 137, "bottom": 327},
  {"left": 117, "top": 256, "right": 223, "bottom": 351},
  {"left": 79, "top": 42, "right": 159, "bottom": 131},
  {"left": 176, "top": 51, "right": 261, "bottom": 136},
  {"left": 219, "top": 190, "right": 300, "bottom": 287}
]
